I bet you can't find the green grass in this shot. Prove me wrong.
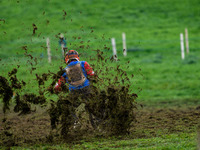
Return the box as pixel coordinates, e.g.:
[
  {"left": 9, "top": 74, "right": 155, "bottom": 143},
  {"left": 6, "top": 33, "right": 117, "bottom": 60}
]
[
  {"left": 1, "top": 0, "right": 200, "bottom": 149},
  {"left": 1, "top": 0, "right": 200, "bottom": 105},
  {"left": 6, "top": 133, "right": 198, "bottom": 150}
]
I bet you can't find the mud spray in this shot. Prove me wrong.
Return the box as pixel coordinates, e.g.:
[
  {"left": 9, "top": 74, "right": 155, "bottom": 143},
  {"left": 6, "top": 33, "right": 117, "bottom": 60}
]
[{"left": 0, "top": 49, "right": 138, "bottom": 146}]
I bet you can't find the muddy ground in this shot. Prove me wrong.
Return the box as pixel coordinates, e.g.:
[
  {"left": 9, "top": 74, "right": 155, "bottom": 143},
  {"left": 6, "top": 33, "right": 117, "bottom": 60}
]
[{"left": 0, "top": 105, "right": 200, "bottom": 147}]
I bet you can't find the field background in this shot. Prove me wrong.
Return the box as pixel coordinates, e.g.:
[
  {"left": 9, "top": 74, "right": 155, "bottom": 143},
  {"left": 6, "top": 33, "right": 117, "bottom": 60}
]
[{"left": 0, "top": 0, "right": 200, "bottom": 149}]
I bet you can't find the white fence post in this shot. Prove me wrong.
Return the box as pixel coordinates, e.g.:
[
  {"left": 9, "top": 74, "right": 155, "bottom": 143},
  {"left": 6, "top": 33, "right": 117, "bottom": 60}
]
[
  {"left": 60, "top": 33, "right": 65, "bottom": 57},
  {"left": 185, "top": 28, "right": 189, "bottom": 54},
  {"left": 180, "top": 33, "right": 185, "bottom": 60},
  {"left": 61, "top": 43, "right": 65, "bottom": 57},
  {"left": 46, "top": 38, "right": 51, "bottom": 63},
  {"left": 111, "top": 38, "right": 117, "bottom": 61},
  {"left": 122, "top": 32, "right": 127, "bottom": 56}
]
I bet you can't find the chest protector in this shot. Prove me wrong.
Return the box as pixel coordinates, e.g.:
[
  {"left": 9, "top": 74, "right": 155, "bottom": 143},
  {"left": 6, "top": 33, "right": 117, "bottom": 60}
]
[{"left": 66, "top": 63, "right": 86, "bottom": 86}]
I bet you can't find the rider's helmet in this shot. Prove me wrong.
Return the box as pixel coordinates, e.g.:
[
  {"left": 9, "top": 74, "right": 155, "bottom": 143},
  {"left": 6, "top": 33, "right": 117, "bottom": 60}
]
[{"left": 65, "top": 50, "right": 80, "bottom": 64}]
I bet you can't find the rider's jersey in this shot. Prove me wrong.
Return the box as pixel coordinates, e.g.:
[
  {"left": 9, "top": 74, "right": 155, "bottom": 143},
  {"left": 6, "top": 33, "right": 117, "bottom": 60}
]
[{"left": 55, "top": 61, "right": 95, "bottom": 91}]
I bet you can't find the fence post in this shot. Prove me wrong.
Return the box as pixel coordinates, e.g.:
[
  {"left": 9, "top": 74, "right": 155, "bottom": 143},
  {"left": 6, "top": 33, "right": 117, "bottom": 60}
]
[
  {"left": 46, "top": 37, "right": 51, "bottom": 63},
  {"left": 60, "top": 33, "right": 65, "bottom": 58},
  {"left": 111, "top": 38, "right": 117, "bottom": 61},
  {"left": 180, "top": 33, "right": 185, "bottom": 60},
  {"left": 122, "top": 32, "right": 127, "bottom": 56},
  {"left": 185, "top": 28, "right": 189, "bottom": 54},
  {"left": 61, "top": 43, "right": 65, "bottom": 58}
]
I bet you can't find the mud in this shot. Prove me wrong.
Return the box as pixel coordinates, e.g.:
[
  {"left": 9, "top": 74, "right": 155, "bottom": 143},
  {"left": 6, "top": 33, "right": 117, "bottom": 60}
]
[
  {"left": 0, "top": 76, "right": 13, "bottom": 113},
  {"left": 0, "top": 106, "right": 200, "bottom": 147},
  {"left": 0, "top": 47, "right": 138, "bottom": 141},
  {"left": 0, "top": 58, "right": 137, "bottom": 147},
  {"left": 131, "top": 106, "right": 200, "bottom": 138},
  {"left": 0, "top": 108, "right": 51, "bottom": 147},
  {"left": 32, "top": 24, "right": 37, "bottom": 35},
  {"left": 48, "top": 84, "right": 137, "bottom": 137}
]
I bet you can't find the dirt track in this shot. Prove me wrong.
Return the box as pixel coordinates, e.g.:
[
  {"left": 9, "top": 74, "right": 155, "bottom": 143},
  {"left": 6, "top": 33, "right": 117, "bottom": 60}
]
[
  {"left": 132, "top": 106, "right": 200, "bottom": 138},
  {"left": 0, "top": 106, "right": 200, "bottom": 147}
]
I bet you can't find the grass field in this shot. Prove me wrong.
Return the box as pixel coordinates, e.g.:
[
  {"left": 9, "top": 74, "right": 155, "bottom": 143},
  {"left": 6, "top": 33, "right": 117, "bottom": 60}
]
[
  {"left": 8, "top": 133, "right": 198, "bottom": 150},
  {"left": 1, "top": 0, "right": 200, "bottom": 149}
]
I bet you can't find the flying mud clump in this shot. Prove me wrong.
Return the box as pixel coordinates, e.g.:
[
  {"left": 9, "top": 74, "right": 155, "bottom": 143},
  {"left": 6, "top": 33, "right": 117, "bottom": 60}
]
[{"left": 48, "top": 49, "right": 138, "bottom": 138}]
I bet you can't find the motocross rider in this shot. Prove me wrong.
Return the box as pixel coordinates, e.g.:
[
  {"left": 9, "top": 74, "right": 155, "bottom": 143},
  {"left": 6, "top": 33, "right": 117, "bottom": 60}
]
[{"left": 54, "top": 50, "right": 97, "bottom": 128}]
